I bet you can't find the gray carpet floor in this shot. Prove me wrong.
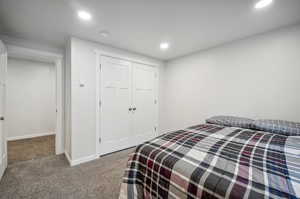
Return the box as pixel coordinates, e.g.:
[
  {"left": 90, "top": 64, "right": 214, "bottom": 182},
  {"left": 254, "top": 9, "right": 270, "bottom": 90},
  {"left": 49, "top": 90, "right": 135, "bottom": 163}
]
[{"left": 0, "top": 148, "right": 134, "bottom": 199}]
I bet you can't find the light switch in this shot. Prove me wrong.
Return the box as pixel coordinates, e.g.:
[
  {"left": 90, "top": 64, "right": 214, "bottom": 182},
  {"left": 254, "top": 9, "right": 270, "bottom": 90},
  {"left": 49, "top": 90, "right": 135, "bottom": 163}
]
[{"left": 79, "top": 80, "right": 85, "bottom": 87}]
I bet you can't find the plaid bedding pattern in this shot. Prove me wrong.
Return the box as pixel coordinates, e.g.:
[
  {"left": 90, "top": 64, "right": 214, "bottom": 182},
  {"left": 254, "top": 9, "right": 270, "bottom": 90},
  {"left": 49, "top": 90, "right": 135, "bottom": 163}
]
[
  {"left": 119, "top": 124, "right": 300, "bottom": 199},
  {"left": 206, "top": 115, "right": 254, "bottom": 129},
  {"left": 253, "top": 119, "right": 300, "bottom": 136}
]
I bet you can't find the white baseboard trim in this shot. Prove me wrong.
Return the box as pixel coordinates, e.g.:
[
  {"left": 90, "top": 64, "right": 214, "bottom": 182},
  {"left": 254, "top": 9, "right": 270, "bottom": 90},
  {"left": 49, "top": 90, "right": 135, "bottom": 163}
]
[
  {"left": 64, "top": 152, "right": 98, "bottom": 167},
  {"left": 7, "top": 132, "right": 55, "bottom": 141},
  {"left": 64, "top": 151, "right": 72, "bottom": 166},
  {"left": 0, "top": 153, "right": 7, "bottom": 180},
  {"left": 71, "top": 154, "right": 99, "bottom": 166}
]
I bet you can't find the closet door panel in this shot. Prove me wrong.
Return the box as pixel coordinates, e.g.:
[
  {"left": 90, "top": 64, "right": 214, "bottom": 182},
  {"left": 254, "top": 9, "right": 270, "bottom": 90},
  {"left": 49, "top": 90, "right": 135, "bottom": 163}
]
[
  {"left": 132, "top": 63, "right": 157, "bottom": 145},
  {"left": 100, "top": 56, "right": 132, "bottom": 155}
]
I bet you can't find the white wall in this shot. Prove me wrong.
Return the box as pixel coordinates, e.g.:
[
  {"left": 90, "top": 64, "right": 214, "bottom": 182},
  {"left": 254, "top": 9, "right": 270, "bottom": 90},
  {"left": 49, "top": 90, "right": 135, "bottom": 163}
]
[
  {"left": 163, "top": 25, "right": 300, "bottom": 132},
  {"left": 6, "top": 58, "right": 56, "bottom": 139},
  {"left": 64, "top": 38, "right": 72, "bottom": 158},
  {"left": 68, "top": 37, "right": 164, "bottom": 161}
]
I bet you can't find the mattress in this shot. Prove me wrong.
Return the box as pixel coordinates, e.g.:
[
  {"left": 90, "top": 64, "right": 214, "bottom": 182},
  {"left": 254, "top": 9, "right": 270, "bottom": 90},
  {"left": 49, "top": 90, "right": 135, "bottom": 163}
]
[{"left": 119, "top": 124, "right": 300, "bottom": 199}]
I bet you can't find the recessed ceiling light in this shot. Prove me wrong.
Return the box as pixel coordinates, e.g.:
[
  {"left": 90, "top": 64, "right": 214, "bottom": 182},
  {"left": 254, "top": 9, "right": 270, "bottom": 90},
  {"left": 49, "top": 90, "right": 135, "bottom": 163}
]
[
  {"left": 78, "top": 10, "right": 92, "bottom": 21},
  {"left": 160, "top": 42, "right": 169, "bottom": 50},
  {"left": 255, "top": 0, "right": 273, "bottom": 9},
  {"left": 99, "top": 31, "right": 110, "bottom": 38}
]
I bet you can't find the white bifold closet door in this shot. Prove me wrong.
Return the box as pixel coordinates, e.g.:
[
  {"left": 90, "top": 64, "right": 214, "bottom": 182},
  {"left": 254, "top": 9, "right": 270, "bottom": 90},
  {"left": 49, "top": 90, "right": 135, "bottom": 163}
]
[
  {"left": 99, "top": 56, "right": 157, "bottom": 155},
  {"left": 131, "top": 63, "right": 157, "bottom": 146},
  {"left": 100, "top": 56, "right": 133, "bottom": 155}
]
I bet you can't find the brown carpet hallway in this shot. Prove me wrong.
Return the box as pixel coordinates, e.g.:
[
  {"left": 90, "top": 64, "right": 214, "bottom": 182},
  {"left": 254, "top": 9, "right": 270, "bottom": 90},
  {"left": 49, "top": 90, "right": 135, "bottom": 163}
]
[
  {"left": 0, "top": 148, "right": 134, "bottom": 199},
  {"left": 7, "top": 135, "right": 56, "bottom": 165}
]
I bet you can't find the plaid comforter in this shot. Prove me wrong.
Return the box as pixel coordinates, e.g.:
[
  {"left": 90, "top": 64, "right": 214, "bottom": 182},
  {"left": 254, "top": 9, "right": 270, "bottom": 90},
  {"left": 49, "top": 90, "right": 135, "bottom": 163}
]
[{"left": 119, "top": 124, "right": 300, "bottom": 199}]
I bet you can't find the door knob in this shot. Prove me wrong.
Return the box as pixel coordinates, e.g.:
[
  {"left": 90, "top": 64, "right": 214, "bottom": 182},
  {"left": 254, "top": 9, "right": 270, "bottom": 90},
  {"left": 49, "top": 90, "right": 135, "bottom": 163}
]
[
  {"left": 0, "top": 116, "right": 4, "bottom": 121},
  {"left": 129, "top": 108, "right": 132, "bottom": 111},
  {"left": 132, "top": 108, "right": 136, "bottom": 111}
]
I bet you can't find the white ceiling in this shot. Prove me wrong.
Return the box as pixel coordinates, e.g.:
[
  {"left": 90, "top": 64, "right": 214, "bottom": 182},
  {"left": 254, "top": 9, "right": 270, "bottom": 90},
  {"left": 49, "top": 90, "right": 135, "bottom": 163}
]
[{"left": 0, "top": 0, "right": 300, "bottom": 60}]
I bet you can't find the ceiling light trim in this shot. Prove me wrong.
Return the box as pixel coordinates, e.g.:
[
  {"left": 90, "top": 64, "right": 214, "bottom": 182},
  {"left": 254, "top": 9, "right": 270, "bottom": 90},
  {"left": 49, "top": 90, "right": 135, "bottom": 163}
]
[
  {"left": 160, "top": 42, "right": 169, "bottom": 50},
  {"left": 255, "top": 0, "right": 273, "bottom": 9},
  {"left": 78, "top": 10, "right": 92, "bottom": 21}
]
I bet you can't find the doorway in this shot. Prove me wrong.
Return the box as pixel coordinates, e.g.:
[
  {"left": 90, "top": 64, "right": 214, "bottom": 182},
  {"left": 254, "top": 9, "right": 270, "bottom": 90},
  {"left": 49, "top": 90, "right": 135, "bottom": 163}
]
[
  {"left": 4, "top": 45, "right": 63, "bottom": 165},
  {"left": 6, "top": 58, "right": 56, "bottom": 164}
]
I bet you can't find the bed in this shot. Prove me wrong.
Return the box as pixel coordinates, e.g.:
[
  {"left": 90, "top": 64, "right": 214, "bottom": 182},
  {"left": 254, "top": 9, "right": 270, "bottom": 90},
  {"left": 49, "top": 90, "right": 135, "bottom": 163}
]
[{"left": 119, "top": 123, "right": 300, "bottom": 199}]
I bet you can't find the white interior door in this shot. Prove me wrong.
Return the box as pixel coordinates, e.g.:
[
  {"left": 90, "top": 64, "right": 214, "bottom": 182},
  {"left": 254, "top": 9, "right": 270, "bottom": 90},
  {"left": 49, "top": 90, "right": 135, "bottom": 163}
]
[
  {"left": 0, "top": 43, "right": 7, "bottom": 180},
  {"left": 99, "top": 56, "right": 133, "bottom": 155},
  {"left": 132, "top": 63, "right": 157, "bottom": 145}
]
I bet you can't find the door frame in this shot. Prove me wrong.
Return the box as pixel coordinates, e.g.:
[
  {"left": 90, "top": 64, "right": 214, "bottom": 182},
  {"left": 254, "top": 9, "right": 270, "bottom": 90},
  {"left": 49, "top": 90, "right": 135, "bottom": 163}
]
[
  {"left": 0, "top": 40, "right": 7, "bottom": 179},
  {"left": 95, "top": 50, "right": 159, "bottom": 156},
  {"left": 6, "top": 45, "right": 64, "bottom": 155}
]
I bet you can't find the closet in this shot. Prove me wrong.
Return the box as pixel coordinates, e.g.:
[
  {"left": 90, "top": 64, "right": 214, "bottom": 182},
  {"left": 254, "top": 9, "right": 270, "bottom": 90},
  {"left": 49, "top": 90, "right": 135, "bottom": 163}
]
[{"left": 98, "top": 55, "right": 158, "bottom": 155}]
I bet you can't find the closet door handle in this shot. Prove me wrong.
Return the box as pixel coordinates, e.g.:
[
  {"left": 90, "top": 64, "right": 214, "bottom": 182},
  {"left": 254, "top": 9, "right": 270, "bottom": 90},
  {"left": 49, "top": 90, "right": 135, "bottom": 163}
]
[
  {"left": 129, "top": 108, "right": 132, "bottom": 111},
  {"left": 132, "top": 108, "right": 136, "bottom": 111},
  {"left": 0, "top": 116, "right": 4, "bottom": 121}
]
